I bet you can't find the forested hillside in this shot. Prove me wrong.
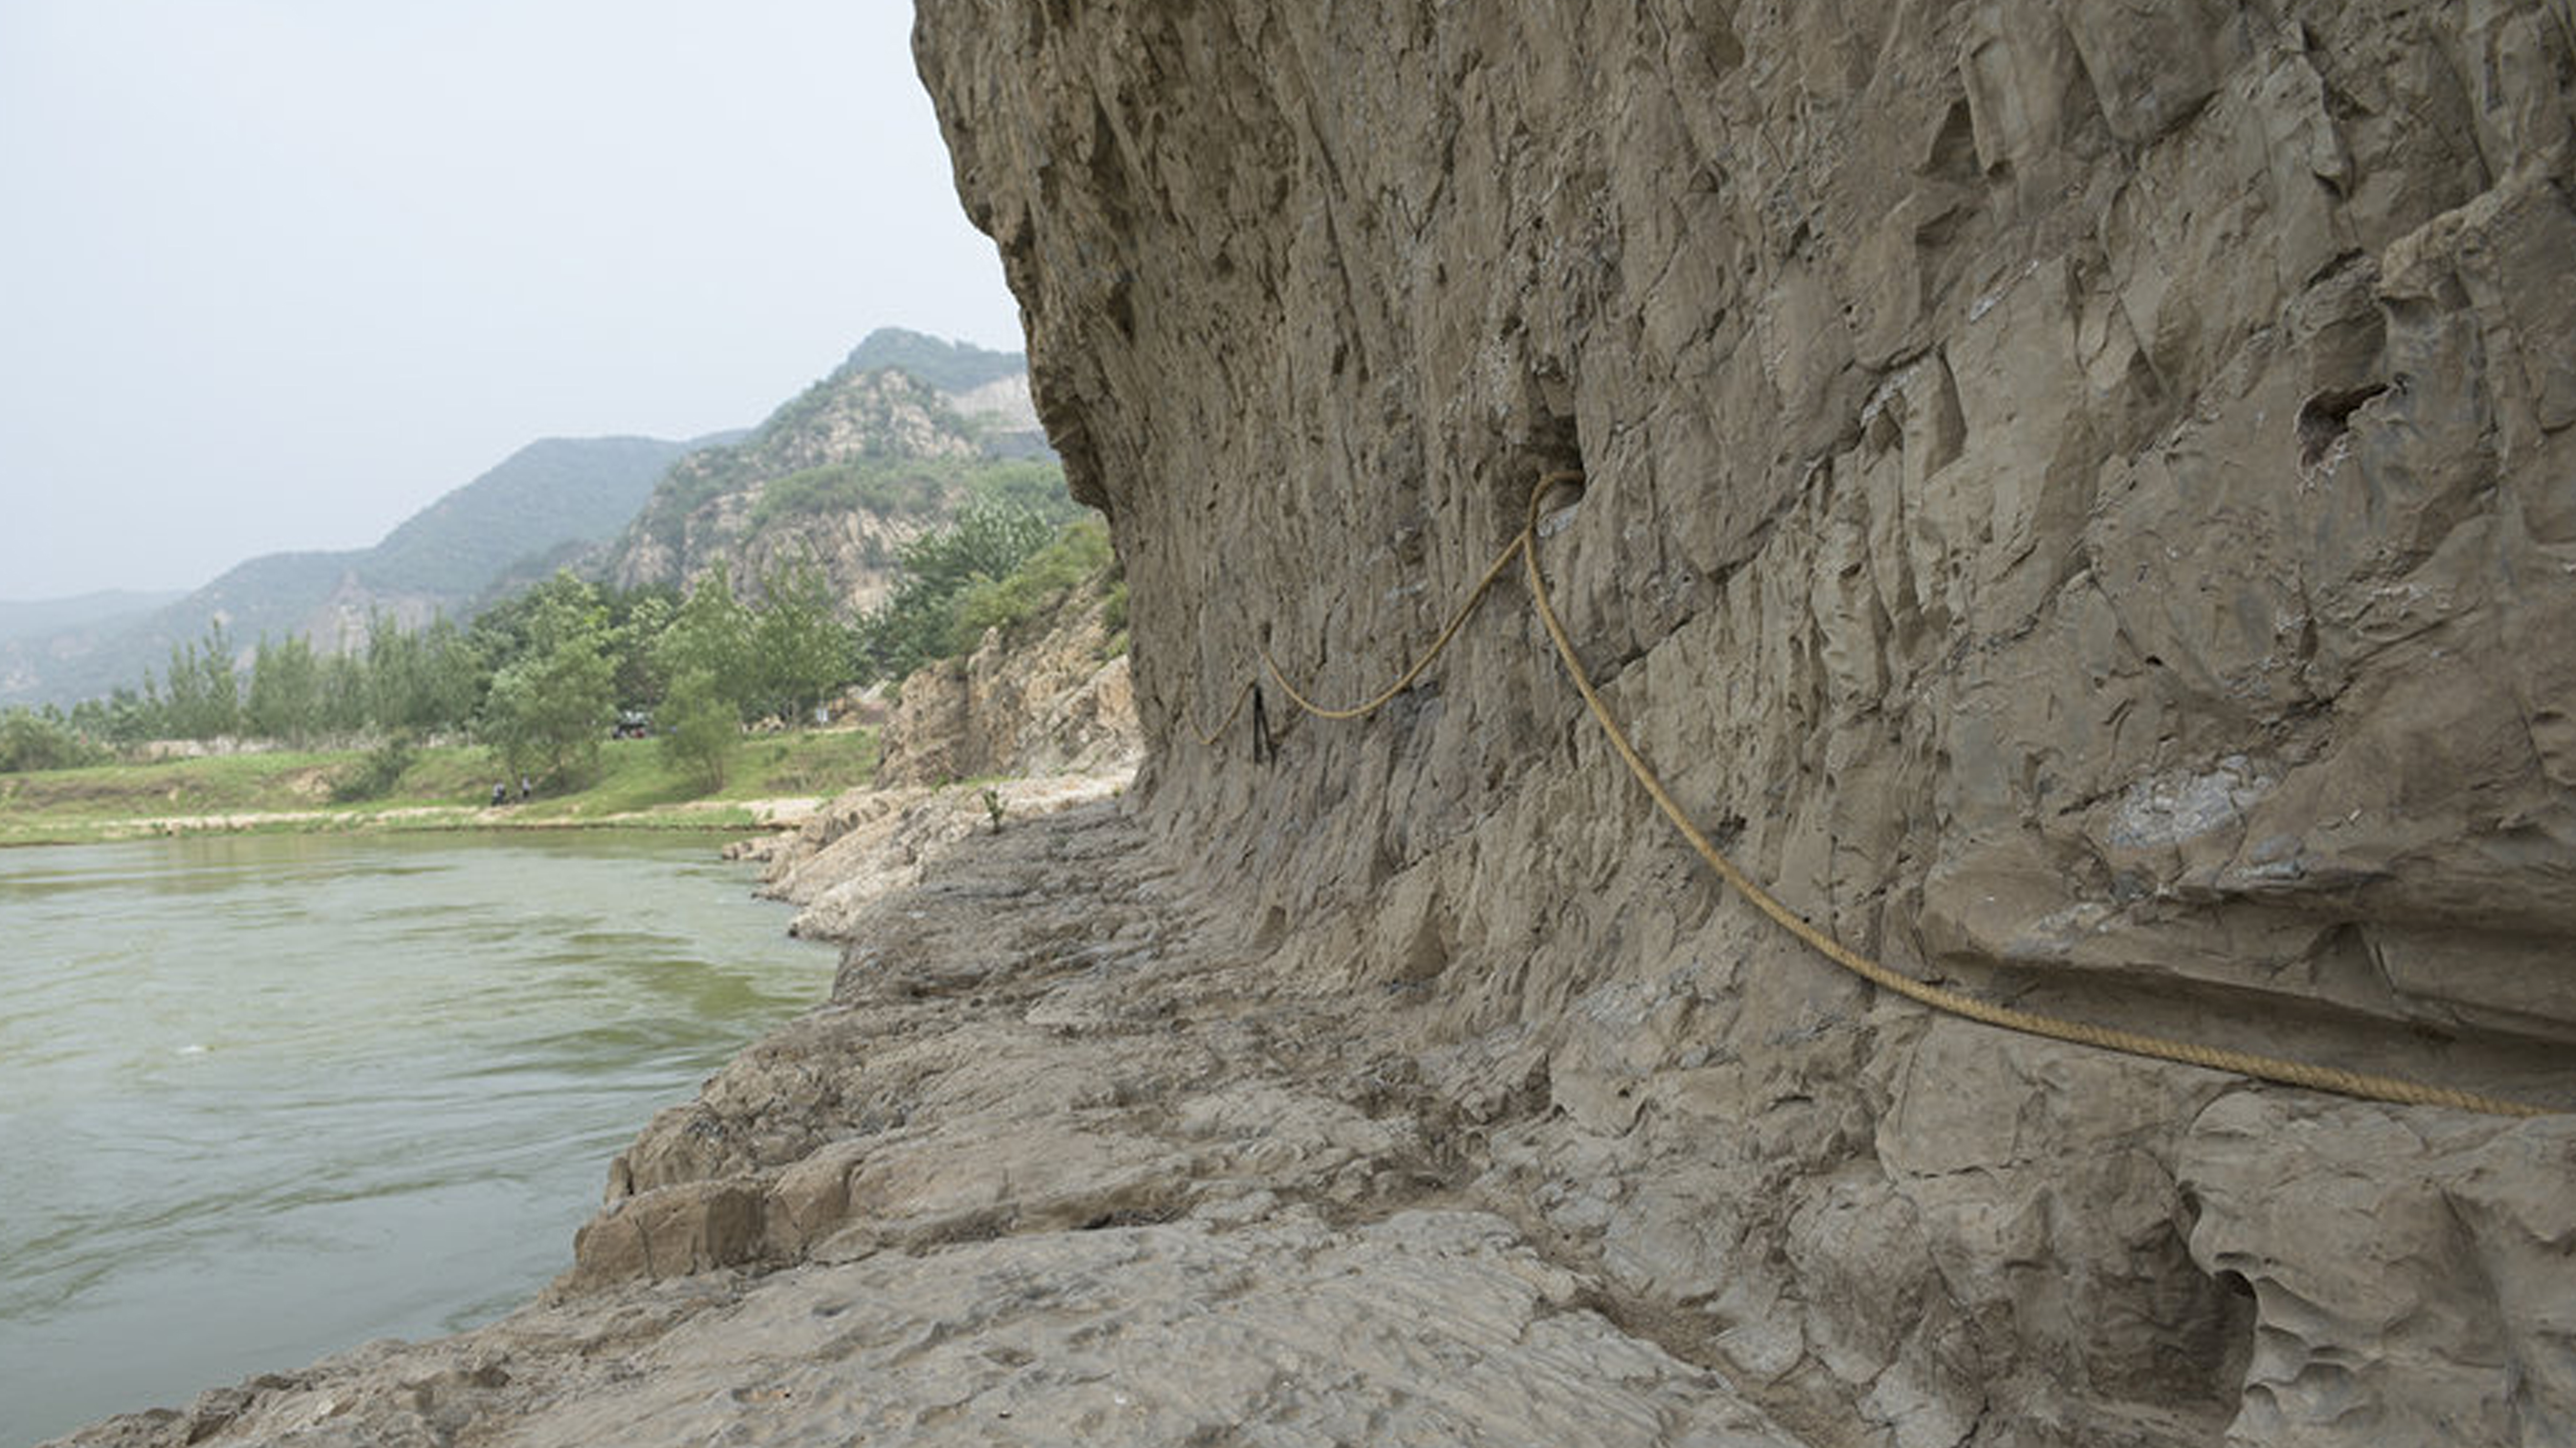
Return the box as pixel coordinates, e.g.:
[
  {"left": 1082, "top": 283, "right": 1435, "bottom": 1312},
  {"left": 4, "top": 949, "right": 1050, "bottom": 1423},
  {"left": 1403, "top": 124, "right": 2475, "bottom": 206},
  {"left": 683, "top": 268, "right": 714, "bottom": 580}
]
[
  {"left": 365, "top": 436, "right": 718, "bottom": 594},
  {"left": 605, "top": 328, "right": 1063, "bottom": 610},
  {"left": 5, "top": 329, "right": 1119, "bottom": 795}
]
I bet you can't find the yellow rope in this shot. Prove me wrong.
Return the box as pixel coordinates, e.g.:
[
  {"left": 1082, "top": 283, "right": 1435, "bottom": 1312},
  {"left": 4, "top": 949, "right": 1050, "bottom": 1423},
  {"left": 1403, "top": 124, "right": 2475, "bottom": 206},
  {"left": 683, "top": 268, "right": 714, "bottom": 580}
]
[
  {"left": 1258, "top": 470, "right": 1586, "bottom": 720},
  {"left": 1260, "top": 529, "right": 1533, "bottom": 720},
  {"left": 1191, "top": 676, "right": 1259, "bottom": 748},
  {"left": 1194, "top": 468, "right": 2553, "bottom": 1118},
  {"left": 1512, "top": 478, "right": 2548, "bottom": 1119}
]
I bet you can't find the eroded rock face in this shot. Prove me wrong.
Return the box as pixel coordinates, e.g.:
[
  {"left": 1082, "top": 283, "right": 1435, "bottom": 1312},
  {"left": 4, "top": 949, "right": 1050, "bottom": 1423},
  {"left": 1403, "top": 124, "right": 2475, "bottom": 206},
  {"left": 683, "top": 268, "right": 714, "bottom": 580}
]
[
  {"left": 2181, "top": 1095, "right": 2576, "bottom": 1445},
  {"left": 920, "top": 0, "right": 2576, "bottom": 1049},
  {"left": 872, "top": 571, "right": 1139, "bottom": 788},
  {"left": 913, "top": 1, "right": 2576, "bottom": 1442},
  {"left": 607, "top": 366, "right": 990, "bottom": 612}
]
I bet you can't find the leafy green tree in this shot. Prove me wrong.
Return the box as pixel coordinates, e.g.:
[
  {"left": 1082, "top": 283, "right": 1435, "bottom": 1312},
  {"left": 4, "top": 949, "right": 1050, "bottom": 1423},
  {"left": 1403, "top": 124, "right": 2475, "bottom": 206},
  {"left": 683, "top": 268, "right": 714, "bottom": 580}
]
[
  {"left": 415, "top": 617, "right": 486, "bottom": 733},
  {"left": 905, "top": 501, "right": 1057, "bottom": 594},
  {"left": 363, "top": 609, "right": 428, "bottom": 732},
  {"left": 245, "top": 634, "right": 324, "bottom": 744},
  {"left": 0, "top": 707, "right": 104, "bottom": 772},
  {"left": 330, "top": 735, "right": 419, "bottom": 803},
  {"left": 158, "top": 621, "right": 241, "bottom": 740},
  {"left": 130, "top": 677, "right": 172, "bottom": 741},
  {"left": 195, "top": 624, "right": 242, "bottom": 735},
  {"left": 658, "top": 666, "right": 739, "bottom": 791},
  {"left": 851, "top": 503, "right": 1054, "bottom": 685},
  {"left": 476, "top": 575, "right": 616, "bottom": 786},
  {"left": 467, "top": 571, "right": 597, "bottom": 680},
  {"left": 949, "top": 517, "right": 1115, "bottom": 648},
  {"left": 655, "top": 570, "right": 758, "bottom": 713},
  {"left": 316, "top": 650, "right": 370, "bottom": 737},
  {"left": 69, "top": 688, "right": 158, "bottom": 748},
  {"left": 749, "top": 554, "right": 853, "bottom": 723},
  {"left": 961, "top": 459, "right": 1081, "bottom": 523},
  {"left": 610, "top": 590, "right": 677, "bottom": 710},
  {"left": 363, "top": 611, "right": 484, "bottom": 737}
]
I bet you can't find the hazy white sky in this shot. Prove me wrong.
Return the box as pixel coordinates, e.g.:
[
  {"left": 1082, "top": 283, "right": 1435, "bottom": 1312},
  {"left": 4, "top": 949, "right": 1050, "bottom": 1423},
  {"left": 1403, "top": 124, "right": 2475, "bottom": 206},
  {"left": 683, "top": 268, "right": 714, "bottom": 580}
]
[{"left": 0, "top": 1, "right": 1024, "bottom": 600}]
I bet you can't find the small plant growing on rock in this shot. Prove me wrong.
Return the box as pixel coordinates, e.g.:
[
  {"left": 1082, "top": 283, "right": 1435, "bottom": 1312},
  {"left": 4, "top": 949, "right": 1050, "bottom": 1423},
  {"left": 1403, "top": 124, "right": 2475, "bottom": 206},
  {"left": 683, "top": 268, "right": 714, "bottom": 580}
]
[{"left": 981, "top": 786, "right": 1005, "bottom": 833}]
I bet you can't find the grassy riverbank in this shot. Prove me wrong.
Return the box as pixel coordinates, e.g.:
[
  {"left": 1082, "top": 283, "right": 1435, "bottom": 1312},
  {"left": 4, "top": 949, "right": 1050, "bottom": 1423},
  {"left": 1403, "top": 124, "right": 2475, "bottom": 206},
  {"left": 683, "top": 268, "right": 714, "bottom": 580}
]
[{"left": 0, "top": 729, "right": 877, "bottom": 846}]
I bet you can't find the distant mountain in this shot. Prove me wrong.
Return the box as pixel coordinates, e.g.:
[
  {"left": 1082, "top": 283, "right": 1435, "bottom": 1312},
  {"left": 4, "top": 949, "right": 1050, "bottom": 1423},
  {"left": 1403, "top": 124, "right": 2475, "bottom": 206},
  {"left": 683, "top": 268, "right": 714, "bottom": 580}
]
[
  {"left": 605, "top": 329, "right": 1063, "bottom": 611},
  {"left": 366, "top": 436, "right": 713, "bottom": 595},
  {"left": 841, "top": 327, "right": 1032, "bottom": 395},
  {"left": 0, "top": 436, "right": 697, "bottom": 707},
  {"left": 2, "top": 329, "right": 1066, "bottom": 710},
  {"left": 0, "top": 590, "right": 187, "bottom": 645}
]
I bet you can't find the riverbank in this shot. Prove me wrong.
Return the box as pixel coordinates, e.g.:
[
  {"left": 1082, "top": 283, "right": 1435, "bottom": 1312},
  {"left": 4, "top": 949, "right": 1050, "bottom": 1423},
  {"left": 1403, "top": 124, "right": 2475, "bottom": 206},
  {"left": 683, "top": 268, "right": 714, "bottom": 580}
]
[
  {"left": 42, "top": 764, "right": 2576, "bottom": 1448},
  {"left": 44, "top": 792, "right": 1823, "bottom": 1448},
  {"left": 3, "top": 828, "right": 841, "bottom": 1447},
  {"left": 0, "top": 731, "right": 874, "bottom": 846}
]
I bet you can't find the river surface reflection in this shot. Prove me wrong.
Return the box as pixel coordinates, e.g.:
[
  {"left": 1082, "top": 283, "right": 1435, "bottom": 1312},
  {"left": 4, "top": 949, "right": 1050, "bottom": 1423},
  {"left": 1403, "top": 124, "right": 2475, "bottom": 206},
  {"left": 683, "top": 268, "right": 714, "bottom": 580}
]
[{"left": 0, "top": 831, "right": 833, "bottom": 1447}]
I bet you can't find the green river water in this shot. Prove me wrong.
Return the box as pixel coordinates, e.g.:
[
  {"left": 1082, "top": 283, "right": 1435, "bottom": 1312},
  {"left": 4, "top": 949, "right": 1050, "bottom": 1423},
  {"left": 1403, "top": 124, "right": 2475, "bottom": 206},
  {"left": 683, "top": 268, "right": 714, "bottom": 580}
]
[{"left": 0, "top": 831, "right": 836, "bottom": 1447}]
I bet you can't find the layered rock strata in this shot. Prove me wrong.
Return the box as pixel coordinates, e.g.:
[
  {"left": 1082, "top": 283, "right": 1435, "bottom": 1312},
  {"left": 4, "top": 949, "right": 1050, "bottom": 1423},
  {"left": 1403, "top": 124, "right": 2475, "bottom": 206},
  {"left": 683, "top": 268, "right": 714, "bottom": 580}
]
[{"left": 912, "top": 1, "right": 2576, "bottom": 1442}]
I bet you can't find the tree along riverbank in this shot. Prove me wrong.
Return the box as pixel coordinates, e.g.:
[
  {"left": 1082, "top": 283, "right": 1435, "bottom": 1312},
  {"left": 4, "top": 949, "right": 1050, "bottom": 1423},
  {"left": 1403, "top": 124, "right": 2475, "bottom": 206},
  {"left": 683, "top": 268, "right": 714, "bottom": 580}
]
[{"left": 0, "top": 729, "right": 875, "bottom": 847}]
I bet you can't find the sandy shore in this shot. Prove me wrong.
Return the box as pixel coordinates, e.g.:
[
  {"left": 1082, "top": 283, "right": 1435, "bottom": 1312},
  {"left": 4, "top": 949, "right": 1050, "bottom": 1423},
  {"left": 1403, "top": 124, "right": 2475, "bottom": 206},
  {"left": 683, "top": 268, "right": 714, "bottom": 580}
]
[{"left": 4, "top": 796, "right": 828, "bottom": 847}]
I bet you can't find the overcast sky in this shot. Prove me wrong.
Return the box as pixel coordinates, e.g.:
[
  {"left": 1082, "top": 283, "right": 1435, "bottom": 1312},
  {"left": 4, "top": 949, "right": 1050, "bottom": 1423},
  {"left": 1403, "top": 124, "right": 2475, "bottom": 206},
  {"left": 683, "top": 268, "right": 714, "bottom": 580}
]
[{"left": 0, "top": 1, "right": 1024, "bottom": 601}]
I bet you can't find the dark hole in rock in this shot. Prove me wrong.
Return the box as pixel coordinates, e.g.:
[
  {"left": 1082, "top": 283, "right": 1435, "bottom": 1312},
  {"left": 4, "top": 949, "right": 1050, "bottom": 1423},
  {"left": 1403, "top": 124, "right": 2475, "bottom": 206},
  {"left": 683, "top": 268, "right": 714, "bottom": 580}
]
[{"left": 2297, "top": 382, "right": 2389, "bottom": 467}]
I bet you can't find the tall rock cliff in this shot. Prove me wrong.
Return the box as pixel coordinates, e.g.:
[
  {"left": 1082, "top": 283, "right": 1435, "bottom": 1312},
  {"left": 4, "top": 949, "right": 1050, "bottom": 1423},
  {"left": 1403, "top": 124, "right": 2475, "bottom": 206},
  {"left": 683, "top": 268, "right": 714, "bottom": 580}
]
[{"left": 919, "top": 3, "right": 2576, "bottom": 1442}]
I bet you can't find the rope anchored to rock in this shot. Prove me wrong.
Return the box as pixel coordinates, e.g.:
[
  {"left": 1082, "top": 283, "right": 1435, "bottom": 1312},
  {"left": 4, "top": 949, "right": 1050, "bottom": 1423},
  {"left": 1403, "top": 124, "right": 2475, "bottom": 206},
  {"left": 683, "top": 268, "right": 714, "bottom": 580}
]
[{"left": 1196, "top": 469, "right": 2552, "bottom": 1120}]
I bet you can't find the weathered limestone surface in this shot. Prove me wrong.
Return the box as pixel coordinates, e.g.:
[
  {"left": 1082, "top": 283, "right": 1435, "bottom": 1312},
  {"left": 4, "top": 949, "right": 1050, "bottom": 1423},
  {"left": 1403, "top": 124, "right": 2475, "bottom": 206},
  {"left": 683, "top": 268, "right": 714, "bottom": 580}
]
[
  {"left": 909, "top": 1, "right": 2576, "bottom": 1443},
  {"left": 872, "top": 566, "right": 1140, "bottom": 788},
  {"left": 747, "top": 768, "right": 1131, "bottom": 938}
]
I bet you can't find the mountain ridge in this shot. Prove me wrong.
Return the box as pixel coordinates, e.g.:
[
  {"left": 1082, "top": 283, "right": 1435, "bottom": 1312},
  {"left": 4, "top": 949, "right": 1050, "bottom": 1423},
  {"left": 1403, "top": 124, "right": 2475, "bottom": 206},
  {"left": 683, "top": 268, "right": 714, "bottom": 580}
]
[
  {"left": 0, "top": 590, "right": 188, "bottom": 643},
  {"left": 602, "top": 330, "right": 1056, "bottom": 610},
  {"left": 3, "top": 329, "right": 1055, "bottom": 710},
  {"left": 0, "top": 434, "right": 699, "bottom": 708}
]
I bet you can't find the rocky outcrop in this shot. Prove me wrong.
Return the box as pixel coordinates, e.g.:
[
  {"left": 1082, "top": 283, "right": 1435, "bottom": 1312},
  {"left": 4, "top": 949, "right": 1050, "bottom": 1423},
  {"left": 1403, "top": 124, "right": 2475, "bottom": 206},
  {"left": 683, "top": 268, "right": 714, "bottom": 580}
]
[
  {"left": 912, "top": 1, "right": 2576, "bottom": 1442},
  {"left": 732, "top": 552, "right": 1139, "bottom": 938},
  {"left": 872, "top": 565, "right": 1138, "bottom": 788},
  {"left": 606, "top": 367, "right": 970, "bottom": 610},
  {"left": 605, "top": 335, "right": 1055, "bottom": 612},
  {"left": 745, "top": 770, "right": 1131, "bottom": 938}
]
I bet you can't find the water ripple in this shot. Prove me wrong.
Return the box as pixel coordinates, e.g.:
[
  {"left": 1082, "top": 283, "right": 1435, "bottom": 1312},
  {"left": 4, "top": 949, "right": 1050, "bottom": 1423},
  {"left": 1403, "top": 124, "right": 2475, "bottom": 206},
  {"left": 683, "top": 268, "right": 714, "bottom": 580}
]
[{"left": 0, "top": 831, "right": 833, "bottom": 1447}]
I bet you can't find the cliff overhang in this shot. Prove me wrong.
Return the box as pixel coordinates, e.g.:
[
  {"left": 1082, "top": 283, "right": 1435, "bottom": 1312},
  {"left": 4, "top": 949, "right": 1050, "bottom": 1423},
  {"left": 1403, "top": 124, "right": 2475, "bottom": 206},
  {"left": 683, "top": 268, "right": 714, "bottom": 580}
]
[{"left": 914, "top": 2, "right": 2576, "bottom": 1441}]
